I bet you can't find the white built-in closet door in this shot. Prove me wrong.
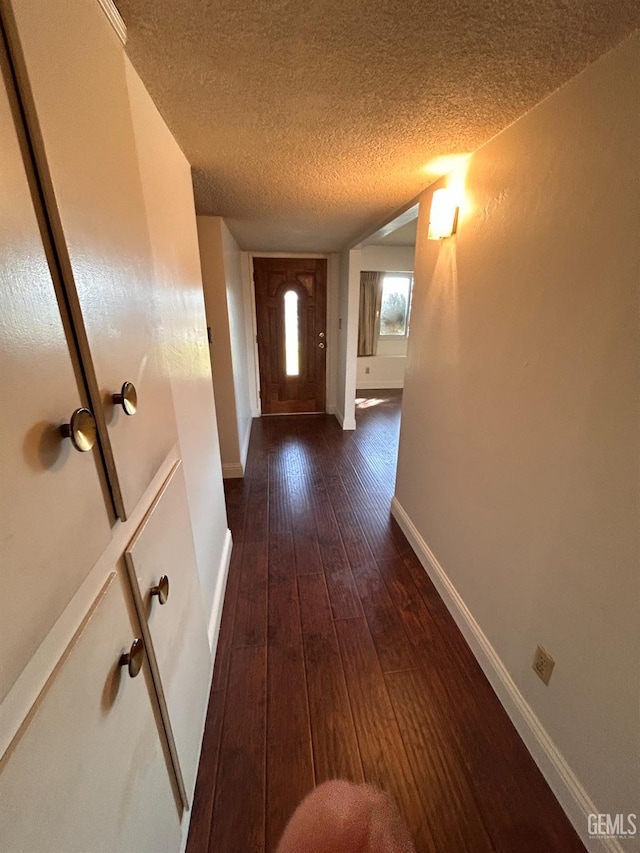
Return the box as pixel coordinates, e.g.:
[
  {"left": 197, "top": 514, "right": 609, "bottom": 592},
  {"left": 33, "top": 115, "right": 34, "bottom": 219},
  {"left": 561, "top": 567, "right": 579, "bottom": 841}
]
[
  {"left": 126, "top": 463, "right": 212, "bottom": 806},
  {"left": 0, "top": 573, "right": 182, "bottom": 853},
  {"left": 0, "top": 34, "right": 110, "bottom": 705},
  {"left": 4, "top": 0, "right": 178, "bottom": 519}
]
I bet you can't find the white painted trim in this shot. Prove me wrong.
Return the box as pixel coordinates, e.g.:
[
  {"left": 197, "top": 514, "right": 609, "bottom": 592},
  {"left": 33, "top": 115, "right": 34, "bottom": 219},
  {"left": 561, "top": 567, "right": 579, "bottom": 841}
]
[
  {"left": 95, "top": 0, "right": 127, "bottom": 44},
  {"left": 356, "top": 380, "right": 405, "bottom": 390},
  {"left": 326, "top": 253, "right": 339, "bottom": 415},
  {"left": 390, "top": 496, "right": 624, "bottom": 853},
  {"left": 341, "top": 248, "right": 361, "bottom": 430},
  {"left": 207, "top": 528, "right": 232, "bottom": 653},
  {"left": 222, "top": 462, "right": 244, "bottom": 479},
  {"left": 179, "top": 645, "right": 218, "bottom": 853},
  {"left": 179, "top": 813, "right": 190, "bottom": 853}
]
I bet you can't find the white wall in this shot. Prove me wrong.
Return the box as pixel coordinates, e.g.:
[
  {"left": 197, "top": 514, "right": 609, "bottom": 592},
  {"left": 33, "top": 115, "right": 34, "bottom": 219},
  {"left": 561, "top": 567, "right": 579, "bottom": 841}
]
[
  {"left": 239, "top": 251, "right": 261, "bottom": 417},
  {"left": 360, "top": 244, "right": 415, "bottom": 272},
  {"left": 393, "top": 33, "right": 639, "bottom": 851},
  {"left": 197, "top": 216, "right": 252, "bottom": 478},
  {"left": 220, "top": 222, "right": 253, "bottom": 470},
  {"left": 356, "top": 353, "right": 407, "bottom": 389},
  {"left": 126, "top": 65, "right": 229, "bottom": 617},
  {"left": 357, "top": 244, "right": 414, "bottom": 389}
]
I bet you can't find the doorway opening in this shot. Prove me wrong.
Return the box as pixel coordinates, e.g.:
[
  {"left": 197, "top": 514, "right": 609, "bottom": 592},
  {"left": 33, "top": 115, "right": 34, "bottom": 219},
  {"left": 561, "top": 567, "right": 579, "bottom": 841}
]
[
  {"left": 253, "top": 256, "right": 327, "bottom": 415},
  {"left": 354, "top": 212, "right": 418, "bottom": 427}
]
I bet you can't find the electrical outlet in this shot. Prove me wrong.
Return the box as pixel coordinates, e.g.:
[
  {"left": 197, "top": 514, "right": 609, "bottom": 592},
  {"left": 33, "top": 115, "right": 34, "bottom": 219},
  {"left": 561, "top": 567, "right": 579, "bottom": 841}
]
[{"left": 532, "top": 645, "right": 555, "bottom": 685}]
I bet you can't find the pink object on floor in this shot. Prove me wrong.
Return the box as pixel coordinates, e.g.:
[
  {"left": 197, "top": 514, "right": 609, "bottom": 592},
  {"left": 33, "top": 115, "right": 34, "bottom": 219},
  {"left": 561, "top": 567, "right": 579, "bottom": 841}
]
[{"left": 276, "top": 780, "right": 417, "bottom": 853}]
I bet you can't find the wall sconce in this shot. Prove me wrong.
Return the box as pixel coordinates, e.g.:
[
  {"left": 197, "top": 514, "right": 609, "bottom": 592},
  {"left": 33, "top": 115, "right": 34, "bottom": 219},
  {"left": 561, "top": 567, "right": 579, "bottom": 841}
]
[{"left": 428, "top": 188, "right": 459, "bottom": 240}]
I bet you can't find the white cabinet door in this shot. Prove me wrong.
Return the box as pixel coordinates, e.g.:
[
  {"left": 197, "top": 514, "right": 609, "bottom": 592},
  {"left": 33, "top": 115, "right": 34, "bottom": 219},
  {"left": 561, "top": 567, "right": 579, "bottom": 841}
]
[
  {"left": 126, "top": 463, "right": 212, "bottom": 806},
  {"left": 0, "top": 36, "right": 111, "bottom": 704},
  {"left": 0, "top": 572, "right": 182, "bottom": 853},
  {"left": 4, "top": 0, "right": 178, "bottom": 519}
]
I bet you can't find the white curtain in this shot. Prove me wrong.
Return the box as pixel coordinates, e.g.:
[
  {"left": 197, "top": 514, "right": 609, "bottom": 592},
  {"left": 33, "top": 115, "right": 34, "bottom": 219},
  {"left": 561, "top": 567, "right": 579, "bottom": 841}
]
[{"left": 357, "top": 271, "right": 383, "bottom": 357}]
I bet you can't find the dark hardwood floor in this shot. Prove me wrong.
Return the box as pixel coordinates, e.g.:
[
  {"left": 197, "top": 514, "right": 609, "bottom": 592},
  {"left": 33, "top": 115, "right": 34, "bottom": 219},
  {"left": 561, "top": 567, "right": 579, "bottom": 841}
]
[{"left": 186, "top": 390, "right": 586, "bottom": 853}]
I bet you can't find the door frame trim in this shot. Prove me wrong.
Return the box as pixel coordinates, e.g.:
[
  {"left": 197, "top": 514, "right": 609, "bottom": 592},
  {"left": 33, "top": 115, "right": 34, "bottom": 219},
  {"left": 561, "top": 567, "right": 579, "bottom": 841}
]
[{"left": 243, "top": 252, "right": 338, "bottom": 418}]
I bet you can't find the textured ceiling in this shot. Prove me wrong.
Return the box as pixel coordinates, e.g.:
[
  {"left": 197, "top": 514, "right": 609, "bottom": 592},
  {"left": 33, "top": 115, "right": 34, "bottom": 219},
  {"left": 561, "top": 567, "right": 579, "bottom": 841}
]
[{"left": 115, "top": 0, "right": 640, "bottom": 252}]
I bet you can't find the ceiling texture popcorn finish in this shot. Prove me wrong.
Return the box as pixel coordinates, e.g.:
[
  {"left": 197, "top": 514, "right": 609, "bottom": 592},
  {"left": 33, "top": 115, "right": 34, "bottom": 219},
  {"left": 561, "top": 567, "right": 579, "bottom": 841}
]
[{"left": 115, "top": 0, "right": 640, "bottom": 252}]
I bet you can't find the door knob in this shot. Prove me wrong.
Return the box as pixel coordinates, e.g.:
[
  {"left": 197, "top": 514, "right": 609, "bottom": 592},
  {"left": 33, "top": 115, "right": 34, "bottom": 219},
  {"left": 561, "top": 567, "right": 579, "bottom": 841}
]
[
  {"left": 60, "top": 407, "right": 97, "bottom": 452},
  {"left": 119, "top": 637, "right": 145, "bottom": 678},
  {"left": 150, "top": 575, "right": 170, "bottom": 605},
  {"left": 112, "top": 381, "right": 138, "bottom": 416},
  {"left": 318, "top": 342, "right": 325, "bottom": 349}
]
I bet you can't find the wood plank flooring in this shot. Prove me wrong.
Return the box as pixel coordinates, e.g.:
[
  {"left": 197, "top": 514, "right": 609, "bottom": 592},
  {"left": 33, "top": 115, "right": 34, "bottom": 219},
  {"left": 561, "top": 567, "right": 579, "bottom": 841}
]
[{"left": 186, "top": 390, "right": 586, "bottom": 853}]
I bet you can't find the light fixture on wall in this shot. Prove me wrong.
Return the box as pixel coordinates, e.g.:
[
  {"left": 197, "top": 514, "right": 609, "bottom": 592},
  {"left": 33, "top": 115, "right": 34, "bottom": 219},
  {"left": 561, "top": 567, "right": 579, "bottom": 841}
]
[{"left": 428, "top": 188, "right": 459, "bottom": 240}]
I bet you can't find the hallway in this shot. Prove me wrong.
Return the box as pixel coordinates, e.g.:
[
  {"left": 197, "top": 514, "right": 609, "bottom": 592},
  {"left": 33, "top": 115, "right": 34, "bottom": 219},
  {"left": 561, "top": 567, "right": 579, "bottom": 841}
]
[{"left": 187, "top": 391, "right": 585, "bottom": 853}]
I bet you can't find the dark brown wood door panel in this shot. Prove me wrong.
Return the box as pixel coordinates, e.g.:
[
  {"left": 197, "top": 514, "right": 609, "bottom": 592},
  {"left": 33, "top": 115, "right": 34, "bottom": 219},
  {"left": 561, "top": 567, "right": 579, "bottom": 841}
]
[{"left": 253, "top": 257, "right": 326, "bottom": 414}]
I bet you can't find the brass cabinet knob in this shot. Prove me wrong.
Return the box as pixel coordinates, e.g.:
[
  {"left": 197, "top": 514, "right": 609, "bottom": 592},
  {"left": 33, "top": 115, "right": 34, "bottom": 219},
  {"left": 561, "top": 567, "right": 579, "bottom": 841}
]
[
  {"left": 318, "top": 342, "right": 325, "bottom": 349},
  {"left": 112, "top": 381, "right": 138, "bottom": 416},
  {"left": 60, "top": 407, "right": 97, "bottom": 452},
  {"left": 119, "top": 637, "right": 145, "bottom": 678},
  {"left": 150, "top": 575, "right": 170, "bottom": 605}
]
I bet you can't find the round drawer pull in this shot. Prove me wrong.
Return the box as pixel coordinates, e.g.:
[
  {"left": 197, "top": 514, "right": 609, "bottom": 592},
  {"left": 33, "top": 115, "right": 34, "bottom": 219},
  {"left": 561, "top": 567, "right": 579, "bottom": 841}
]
[
  {"left": 119, "top": 637, "right": 145, "bottom": 678},
  {"left": 112, "top": 381, "right": 138, "bottom": 416},
  {"left": 150, "top": 575, "right": 170, "bottom": 605},
  {"left": 60, "top": 407, "right": 97, "bottom": 452}
]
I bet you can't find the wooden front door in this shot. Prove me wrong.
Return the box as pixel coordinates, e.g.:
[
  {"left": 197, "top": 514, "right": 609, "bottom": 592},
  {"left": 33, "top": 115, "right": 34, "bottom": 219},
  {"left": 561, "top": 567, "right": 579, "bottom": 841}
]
[{"left": 254, "top": 257, "right": 327, "bottom": 414}]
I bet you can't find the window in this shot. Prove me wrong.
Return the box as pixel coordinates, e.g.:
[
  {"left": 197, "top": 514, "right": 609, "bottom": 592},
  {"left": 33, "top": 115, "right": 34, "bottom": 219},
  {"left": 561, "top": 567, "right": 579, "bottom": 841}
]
[
  {"left": 379, "top": 274, "right": 412, "bottom": 337},
  {"left": 283, "top": 289, "right": 299, "bottom": 376}
]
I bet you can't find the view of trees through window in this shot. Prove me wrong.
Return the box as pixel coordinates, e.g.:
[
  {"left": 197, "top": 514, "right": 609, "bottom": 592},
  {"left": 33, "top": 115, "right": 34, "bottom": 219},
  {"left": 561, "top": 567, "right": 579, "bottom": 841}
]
[{"left": 379, "top": 275, "right": 412, "bottom": 336}]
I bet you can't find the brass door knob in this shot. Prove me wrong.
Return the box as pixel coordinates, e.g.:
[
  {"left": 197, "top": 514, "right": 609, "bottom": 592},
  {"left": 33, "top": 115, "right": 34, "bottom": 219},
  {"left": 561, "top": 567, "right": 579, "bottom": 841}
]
[
  {"left": 112, "top": 381, "right": 137, "bottom": 416},
  {"left": 318, "top": 342, "right": 325, "bottom": 349},
  {"left": 150, "top": 575, "right": 170, "bottom": 605},
  {"left": 60, "top": 407, "right": 97, "bottom": 452},
  {"left": 119, "top": 637, "right": 145, "bottom": 678}
]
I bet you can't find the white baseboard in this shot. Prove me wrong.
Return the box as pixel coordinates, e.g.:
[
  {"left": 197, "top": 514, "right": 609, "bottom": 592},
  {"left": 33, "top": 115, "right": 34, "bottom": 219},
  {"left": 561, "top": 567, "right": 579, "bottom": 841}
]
[
  {"left": 239, "top": 417, "right": 252, "bottom": 470},
  {"left": 390, "top": 496, "right": 623, "bottom": 853},
  {"left": 334, "top": 406, "right": 356, "bottom": 431},
  {"left": 222, "top": 462, "right": 244, "bottom": 479},
  {"left": 356, "top": 380, "right": 405, "bottom": 390},
  {"left": 179, "top": 530, "right": 232, "bottom": 852},
  {"left": 207, "top": 528, "right": 232, "bottom": 654}
]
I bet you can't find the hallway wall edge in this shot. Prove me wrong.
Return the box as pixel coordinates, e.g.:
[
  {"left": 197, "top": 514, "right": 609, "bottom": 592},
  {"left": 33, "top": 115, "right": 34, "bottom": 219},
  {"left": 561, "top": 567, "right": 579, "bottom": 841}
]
[{"left": 390, "top": 496, "right": 622, "bottom": 853}]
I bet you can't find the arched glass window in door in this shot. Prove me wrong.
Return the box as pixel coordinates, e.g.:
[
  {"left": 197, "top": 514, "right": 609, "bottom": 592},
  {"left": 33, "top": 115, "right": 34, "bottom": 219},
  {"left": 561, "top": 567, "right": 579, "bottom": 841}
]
[{"left": 284, "top": 290, "right": 300, "bottom": 377}]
